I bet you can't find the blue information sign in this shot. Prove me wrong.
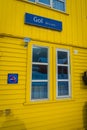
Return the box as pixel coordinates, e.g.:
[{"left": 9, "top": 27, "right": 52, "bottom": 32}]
[
  {"left": 25, "top": 13, "right": 62, "bottom": 31},
  {"left": 8, "top": 74, "right": 18, "bottom": 84}
]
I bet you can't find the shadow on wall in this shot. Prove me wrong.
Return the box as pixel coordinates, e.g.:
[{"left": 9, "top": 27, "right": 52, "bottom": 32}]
[
  {"left": 1, "top": 109, "right": 26, "bottom": 130},
  {"left": 83, "top": 102, "right": 87, "bottom": 130}
]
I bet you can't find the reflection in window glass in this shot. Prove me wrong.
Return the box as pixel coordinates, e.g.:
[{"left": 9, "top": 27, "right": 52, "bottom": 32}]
[
  {"left": 32, "top": 65, "right": 48, "bottom": 80},
  {"left": 57, "top": 49, "right": 70, "bottom": 98},
  {"left": 58, "top": 66, "right": 68, "bottom": 79},
  {"left": 31, "top": 45, "right": 49, "bottom": 100},
  {"left": 57, "top": 51, "right": 68, "bottom": 64},
  {"left": 32, "top": 82, "right": 48, "bottom": 99},
  {"left": 58, "top": 81, "right": 69, "bottom": 96},
  {"left": 39, "top": 0, "right": 50, "bottom": 5},
  {"left": 33, "top": 46, "right": 48, "bottom": 63},
  {"left": 53, "top": 0, "right": 65, "bottom": 11}
]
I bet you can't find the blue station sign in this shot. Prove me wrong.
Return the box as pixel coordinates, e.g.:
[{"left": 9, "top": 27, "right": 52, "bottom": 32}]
[{"left": 25, "top": 13, "right": 62, "bottom": 31}]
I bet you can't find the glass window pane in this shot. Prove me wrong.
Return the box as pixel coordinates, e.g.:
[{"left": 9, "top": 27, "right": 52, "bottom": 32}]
[
  {"left": 32, "top": 64, "right": 48, "bottom": 80},
  {"left": 58, "top": 66, "right": 68, "bottom": 79},
  {"left": 57, "top": 51, "right": 68, "bottom": 64},
  {"left": 39, "top": 0, "right": 50, "bottom": 5},
  {"left": 31, "top": 82, "right": 48, "bottom": 99},
  {"left": 58, "top": 81, "right": 69, "bottom": 96},
  {"left": 29, "top": 0, "right": 35, "bottom": 2},
  {"left": 33, "top": 46, "right": 48, "bottom": 63},
  {"left": 53, "top": 0, "right": 65, "bottom": 11}
]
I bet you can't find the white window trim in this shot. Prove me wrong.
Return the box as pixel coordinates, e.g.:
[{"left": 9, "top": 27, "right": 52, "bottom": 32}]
[
  {"left": 56, "top": 49, "right": 71, "bottom": 99},
  {"left": 32, "top": 62, "right": 48, "bottom": 65},
  {"left": 31, "top": 45, "right": 50, "bottom": 101}
]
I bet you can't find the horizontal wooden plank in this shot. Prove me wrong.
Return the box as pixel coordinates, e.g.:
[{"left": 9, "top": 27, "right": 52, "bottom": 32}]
[
  {"left": 0, "top": 84, "right": 25, "bottom": 90},
  {"left": 73, "top": 50, "right": 87, "bottom": 54},
  {"left": 0, "top": 71, "right": 26, "bottom": 75},
  {"left": 0, "top": 112, "right": 83, "bottom": 128},
  {"left": 0, "top": 66, "right": 26, "bottom": 71},
  {"left": 0, "top": 42, "right": 25, "bottom": 50},
  {"left": 0, "top": 94, "right": 25, "bottom": 100},
  {"left": 0, "top": 57, "right": 27, "bottom": 62},
  {"left": 0, "top": 104, "right": 83, "bottom": 123},
  {"left": 73, "top": 48, "right": 87, "bottom": 54},
  {"left": 0, "top": 89, "right": 25, "bottom": 95},
  {"left": 0, "top": 113, "right": 83, "bottom": 129},
  {"left": 11, "top": 108, "right": 83, "bottom": 119},
  {"left": 73, "top": 61, "right": 87, "bottom": 65},
  {"left": 0, "top": 38, "right": 22, "bottom": 45},
  {"left": 0, "top": 47, "right": 26, "bottom": 54},
  {"left": 72, "top": 67, "right": 87, "bottom": 71},
  {"left": 0, "top": 124, "right": 26, "bottom": 130},
  {"left": 0, "top": 58, "right": 27, "bottom": 63},
  {"left": 0, "top": 101, "right": 84, "bottom": 117},
  {"left": 0, "top": 52, "right": 26, "bottom": 58},
  {"left": 73, "top": 56, "right": 87, "bottom": 60},
  {"left": 0, "top": 99, "right": 25, "bottom": 106},
  {"left": 0, "top": 103, "right": 24, "bottom": 110},
  {"left": 0, "top": 61, "right": 26, "bottom": 67},
  {"left": 73, "top": 62, "right": 87, "bottom": 65}
]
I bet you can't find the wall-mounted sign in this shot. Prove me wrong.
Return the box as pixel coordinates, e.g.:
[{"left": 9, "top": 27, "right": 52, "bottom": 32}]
[
  {"left": 25, "top": 13, "right": 62, "bottom": 31},
  {"left": 8, "top": 74, "right": 18, "bottom": 84}
]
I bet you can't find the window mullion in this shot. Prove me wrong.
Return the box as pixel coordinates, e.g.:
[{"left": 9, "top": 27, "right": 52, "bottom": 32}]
[
  {"left": 50, "top": 0, "right": 53, "bottom": 8},
  {"left": 57, "top": 64, "right": 69, "bottom": 66},
  {"left": 33, "top": 62, "right": 48, "bottom": 65}
]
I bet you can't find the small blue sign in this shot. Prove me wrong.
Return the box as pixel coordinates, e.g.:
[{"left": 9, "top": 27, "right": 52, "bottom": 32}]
[
  {"left": 8, "top": 74, "right": 18, "bottom": 84},
  {"left": 25, "top": 13, "right": 62, "bottom": 31}
]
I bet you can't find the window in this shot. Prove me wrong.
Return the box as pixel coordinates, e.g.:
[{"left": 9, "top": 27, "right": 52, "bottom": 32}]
[
  {"left": 26, "top": 43, "right": 71, "bottom": 103},
  {"left": 28, "top": 0, "right": 66, "bottom": 12},
  {"left": 31, "top": 45, "right": 49, "bottom": 100},
  {"left": 56, "top": 49, "right": 70, "bottom": 98},
  {"left": 53, "top": 0, "right": 65, "bottom": 12}
]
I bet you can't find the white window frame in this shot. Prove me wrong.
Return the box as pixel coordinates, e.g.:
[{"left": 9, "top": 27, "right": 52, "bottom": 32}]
[
  {"left": 31, "top": 45, "right": 49, "bottom": 101},
  {"left": 56, "top": 49, "right": 71, "bottom": 98},
  {"left": 28, "top": 0, "right": 66, "bottom": 12}
]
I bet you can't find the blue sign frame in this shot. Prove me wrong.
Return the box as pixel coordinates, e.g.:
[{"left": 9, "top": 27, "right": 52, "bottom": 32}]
[
  {"left": 8, "top": 74, "right": 18, "bottom": 84},
  {"left": 25, "top": 13, "right": 62, "bottom": 31}
]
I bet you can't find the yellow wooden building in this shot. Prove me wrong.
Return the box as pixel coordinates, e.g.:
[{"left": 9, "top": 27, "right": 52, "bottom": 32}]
[{"left": 0, "top": 0, "right": 87, "bottom": 130}]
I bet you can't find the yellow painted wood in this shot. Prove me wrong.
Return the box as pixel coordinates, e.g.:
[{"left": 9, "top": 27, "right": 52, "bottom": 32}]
[
  {"left": 0, "top": 0, "right": 87, "bottom": 130},
  {"left": 0, "top": 0, "right": 87, "bottom": 47},
  {"left": 0, "top": 39, "right": 87, "bottom": 129}
]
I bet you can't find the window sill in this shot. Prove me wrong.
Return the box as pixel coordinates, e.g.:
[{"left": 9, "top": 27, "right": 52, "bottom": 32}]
[
  {"left": 24, "top": 98, "right": 75, "bottom": 106},
  {"left": 16, "top": 0, "right": 69, "bottom": 16}
]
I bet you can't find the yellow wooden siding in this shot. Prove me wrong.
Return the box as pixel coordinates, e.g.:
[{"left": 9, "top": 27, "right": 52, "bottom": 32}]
[
  {"left": 0, "top": 0, "right": 87, "bottom": 130},
  {"left": 0, "top": 37, "right": 26, "bottom": 108},
  {"left": 0, "top": 37, "right": 87, "bottom": 130},
  {"left": 0, "top": 102, "right": 86, "bottom": 130},
  {"left": 0, "top": 0, "right": 87, "bottom": 48}
]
